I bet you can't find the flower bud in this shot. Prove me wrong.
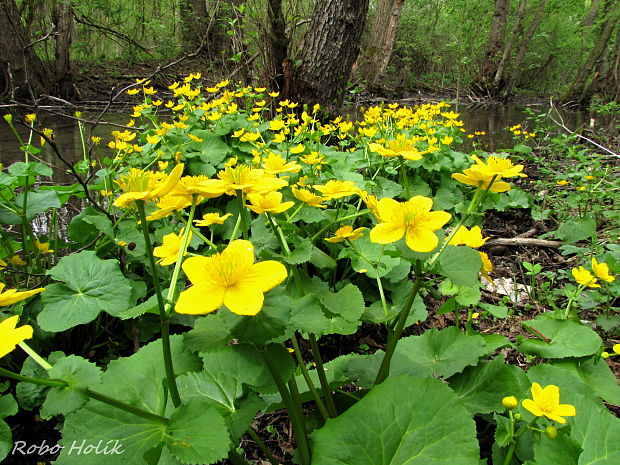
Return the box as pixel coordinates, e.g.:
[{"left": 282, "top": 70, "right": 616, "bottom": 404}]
[
  {"left": 502, "top": 396, "right": 518, "bottom": 410},
  {"left": 513, "top": 413, "right": 522, "bottom": 421},
  {"left": 3, "top": 114, "right": 13, "bottom": 123},
  {"left": 545, "top": 426, "right": 558, "bottom": 439},
  {"left": 601, "top": 351, "right": 610, "bottom": 359}
]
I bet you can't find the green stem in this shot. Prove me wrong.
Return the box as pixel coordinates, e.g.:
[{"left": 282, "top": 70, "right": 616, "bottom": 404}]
[
  {"left": 309, "top": 210, "right": 369, "bottom": 242},
  {"left": 308, "top": 334, "right": 338, "bottom": 417},
  {"left": 238, "top": 193, "right": 248, "bottom": 240},
  {"left": 564, "top": 284, "right": 585, "bottom": 318},
  {"left": 165, "top": 198, "right": 197, "bottom": 314},
  {"left": 177, "top": 216, "right": 217, "bottom": 249},
  {"left": 399, "top": 156, "right": 410, "bottom": 198},
  {"left": 290, "top": 335, "right": 331, "bottom": 421},
  {"left": 135, "top": 200, "right": 182, "bottom": 408},
  {"left": 18, "top": 342, "right": 52, "bottom": 370},
  {"left": 228, "top": 450, "right": 251, "bottom": 465},
  {"left": 374, "top": 275, "right": 425, "bottom": 385},
  {"left": 258, "top": 346, "right": 311, "bottom": 465},
  {"left": 0, "top": 366, "right": 66, "bottom": 388},
  {"left": 247, "top": 427, "right": 281, "bottom": 465}
]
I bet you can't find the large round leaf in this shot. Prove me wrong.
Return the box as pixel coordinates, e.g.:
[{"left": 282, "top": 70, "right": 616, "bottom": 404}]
[
  {"left": 519, "top": 318, "right": 602, "bottom": 358},
  {"left": 311, "top": 375, "right": 479, "bottom": 465},
  {"left": 39, "top": 251, "right": 132, "bottom": 332}
]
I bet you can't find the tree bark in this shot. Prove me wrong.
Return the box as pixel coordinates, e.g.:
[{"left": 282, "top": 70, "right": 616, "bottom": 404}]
[
  {"left": 0, "top": 0, "right": 49, "bottom": 100},
  {"left": 53, "top": 0, "right": 75, "bottom": 99},
  {"left": 179, "top": 0, "right": 228, "bottom": 57},
  {"left": 501, "top": 0, "right": 547, "bottom": 98},
  {"left": 362, "top": 0, "right": 405, "bottom": 89},
  {"left": 491, "top": 0, "right": 528, "bottom": 94},
  {"left": 566, "top": 1, "right": 620, "bottom": 104},
  {"left": 291, "top": 0, "right": 369, "bottom": 109},
  {"left": 476, "top": 0, "right": 510, "bottom": 92},
  {"left": 266, "top": 0, "right": 289, "bottom": 94}
]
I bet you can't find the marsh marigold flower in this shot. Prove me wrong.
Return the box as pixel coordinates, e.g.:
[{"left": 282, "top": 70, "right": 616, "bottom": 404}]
[
  {"left": 448, "top": 225, "right": 488, "bottom": 248},
  {"left": 246, "top": 191, "right": 294, "bottom": 215},
  {"left": 153, "top": 229, "right": 191, "bottom": 266},
  {"left": 313, "top": 180, "right": 360, "bottom": 200},
  {"left": 572, "top": 267, "right": 599, "bottom": 288},
  {"left": 175, "top": 240, "right": 287, "bottom": 316},
  {"left": 522, "top": 382, "right": 575, "bottom": 424},
  {"left": 0, "top": 282, "right": 44, "bottom": 306},
  {"left": 292, "top": 187, "right": 327, "bottom": 208},
  {"left": 452, "top": 168, "right": 511, "bottom": 192},
  {"left": 326, "top": 225, "right": 366, "bottom": 243},
  {"left": 194, "top": 212, "right": 232, "bottom": 227},
  {"left": 470, "top": 155, "right": 526, "bottom": 179},
  {"left": 114, "top": 164, "right": 184, "bottom": 208},
  {"left": 591, "top": 258, "right": 615, "bottom": 283},
  {"left": 502, "top": 396, "right": 518, "bottom": 410},
  {"left": 369, "top": 196, "right": 451, "bottom": 252},
  {"left": 0, "top": 315, "right": 33, "bottom": 358},
  {"left": 34, "top": 239, "right": 53, "bottom": 254}
]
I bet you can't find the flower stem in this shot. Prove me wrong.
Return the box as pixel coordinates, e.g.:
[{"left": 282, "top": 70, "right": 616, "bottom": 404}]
[
  {"left": 258, "top": 346, "right": 311, "bottom": 465},
  {"left": 290, "top": 335, "right": 331, "bottom": 421},
  {"left": 0, "top": 366, "right": 66, "bottom": 388},
  {"left": 18, "top": 342, "right": 52, "bottom": 370},
  {"left": 399, "top": 156, "right": 410, "bottom": 198},
  {"left": 374, "top": 275, "right": 424, "bottom": 385},
  {"left": 308, "top": 334, "right": 338, "bottom": 417},
  {"left": 246, "top": 427, "right": 281, "bottom": 465},
  {"left": 135, "top": 200, "right": 181, "bottom": 408}
]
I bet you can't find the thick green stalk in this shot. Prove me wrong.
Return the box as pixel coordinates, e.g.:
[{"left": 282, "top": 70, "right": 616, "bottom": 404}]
[
  {"left": 247, "top": 427, "right": 281, "bottom": 465},
  {"left": 308, "top": 334, "right": 338, "bottom": 417},
  {"left": 290, "top": 335, "right": 331, "bottom": 421},
  {"left": 399, "top": 156, "right": 410, "bottom": 198},
  {"left": 135, "top": 200, "right": 181, "bottom": 408},
  {"left": 228, "top": 450, "right": 252, "bottom": 465},
  {"left": 0, "top": 366, "right": 66, "bottom": 388},
  {"left": 259, "top": 347, "right": 311, "bottom": 465},
  {"left": 374, "top": 275, "right": 424, "bottom": 385},
  {"left": 18, "top": 342, "right": 52, "bottom": 370}
]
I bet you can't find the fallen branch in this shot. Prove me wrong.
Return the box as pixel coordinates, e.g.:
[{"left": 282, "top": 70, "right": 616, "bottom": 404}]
[{"left": 485, "top": 237, "right": 562, "bottom": 248}]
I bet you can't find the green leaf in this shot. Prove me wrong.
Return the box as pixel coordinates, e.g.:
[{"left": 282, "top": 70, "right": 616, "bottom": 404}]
[
  {"left": 321, "top": 283, "right": 365, "bottom": 335},
  {"left": 68, "top": 207, "right": 114, "bottom": 244},
  {"left": 519, "top": 318, "right": 602, "bottom": 358},
  {"left": 8, "top": 161, "right": 53, "bottom": 178},
  {"left": 184, "top": 313, "right": 231, "bottom": 352},
  {"left": 448, "top": 356, "right": 530, "bottom": 414},
  {"left": 0, "top": 190, "right": 61, "bottom": 224},
  {"left": 338, "top": 235, "right": 400, "bottom": 278},
  {"left": 289, "top": 294, "right": 329, "bottom": 335},
  {"left": 311, "top": 375, "right": 479, "bottom": 465},
  {"left": 493, "top": 413, "right": 512, "bottom": 447},
  {"left": 310, "top": 246, "right": 336, "bottom": 269},
  {"left": 551, "top": 358, "right": 620, "bottom": 405},
  {"left": 0, "top": 394, "right": 17, "bottom": 418},
  {"left": 439, "top": 246, "right": 482, "bottom": 286},
  {"left": 555, "top": 217, "right": 597, "bottom": 243},
  {"left": 41, "top": 355, "right": 102, "bottom": 419},
  {"left": 39, "top": 251, "right": 133, "bottom": 332},
  {"left": 391, "top": 327, "right": 490, "bottom": 378},
  {"left": 165, "top": 399, "right": 230, "bottom": 465},
  {"left": 0, "top": 419, "right": 11, "bottom": 462},
  {"left": 534, "top": 428, "right": 581, "bottom": 465},
  {"left": 455, "top": 285, "right": 481, "bottom": 306},
  {"left": 283, "top": 237, "right": 313, "bottom": 265}
]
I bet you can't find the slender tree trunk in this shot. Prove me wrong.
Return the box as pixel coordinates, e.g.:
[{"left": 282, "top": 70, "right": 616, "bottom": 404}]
[
  {"left": 583, "top": 0, "right": 602, "bottom": 27},
  {"left": 501, "top": 0, "right": 547, "bottom": 98},
  {"left": 291, "top": 0, "right": 369, "bottom": 109},
  {"left": 0, "top": 0, "right": 48, "bottom": 100},
  {"left": 362, "top": 0, "right": 405, "bottom": 89},
  {"left": 53, "top": 0, "right": 75, "bottom": 99},
  {"left": 180, "top": 0, "right": 229, "bottom": 57},
  {"left": 266, "top": 0, "right": 289, "bottom": 94},
  {"left": 566, "top": 1, "right": 620, "bottom": 104},
  {"left": 585, "top": 21, "right": 620, "bottom": 100},
  {"left": 476, "top": 0, "right": 510, "bottom": 92},
  {"left": 491, "top": 0, "right": 528, "bottom": 94}
]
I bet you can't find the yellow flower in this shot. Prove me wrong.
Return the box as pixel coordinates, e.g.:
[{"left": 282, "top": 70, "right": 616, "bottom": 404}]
[
  {"left": 34, "top": 239, "right": 54, "bottom": 254},
  {"left": 325, "top": 225, "right": 366, "bottom": 243},
  {"left": 368, "top": 137, "right": 423, "bottom": 161},
  {"left": 591, "top": 258, "right": 615, "bottom": 283},
  {"left": 584, "top": 175, "right": 595, "bottom": 181},
  {"left": 0, "top": 283, "right": 44, "bottom": 307},
  {"left": 262, "top": 152, "right": 302, "bottom": 174},
  {"left": 8, "top": 255, "right": 26, "bottom": 266},
  {"left": 572, "top": 267, "right": 600, "bottom": 288},
  {"left": 153, "top": 229, "right": 191, "bottom": 266},
  {"left": 194, "top": 213, "right": 232, "bottom": 227},
  {"left": 0, "top": 315, "right": 34, "bottom": 358},
  {"left": 300, "top": 152, "right": 325, "bottom": 165},
  {"left": 113, "top": 164, "right": 184, "bottom": 208},
  {"left": 25, "top": 113, "right": 37, "bottom": 124},
  {"left": 522, "top": 383, "right": 576, "bottom": 424},
  {"left": 556, "top": 180, "right": 570, "bottom": 186},
  {"left": 216, "top": 165, "right": 287, "bottom": 196},
  {"left": 175, "top": 240, "right": 288, "bottom": 316},
  {"left": 290, "top": 144, "right": 306, "bottom": 154},
  {"left": 246, "top": 191, "right": 294, "bottom": 214},
  {"left": 449, "top": 226, "right": 488, "bottom": 248},
  {"left": 91, "top": 136, "right": 101, "bottom": 145},
  {"left": 613, "top": 343, "right": 620, "bottom": 355},
  {"left": 452, "top": 168, "right": 511, "bottom": 192},
  {"left": 479, "top": 252, "right": 493, "bottom": 279},
  {"left": 292, "top": 187, "right": 327, "bottom": 208},
  {"left": 0, "top": 259, "right": 6, "bottom": 270},
  {"left": 502, "top": 395, "right": 518, "bottom": 410},
  {"left": 269, "top": 119, "right": 287, "bottom": 131},
  {"left": 470, "top": 155, "right": 526, "bottom": 179},
  {"left": 146, "top": 134, "right": 161, "bottom": 145},
  {"left": 146, "top": 194, "right": 192, "bottom": 221},
  {"left": 369, "top": 196, "right": 451, "bottom": 253},
  {"left": 313, "top": 180, "right": 360, "bottom": 200}
]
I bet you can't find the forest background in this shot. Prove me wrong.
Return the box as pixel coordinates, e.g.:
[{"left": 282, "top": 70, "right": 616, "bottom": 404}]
[{"left": 1, "top": 0, "right": 619, "bottom": 109}]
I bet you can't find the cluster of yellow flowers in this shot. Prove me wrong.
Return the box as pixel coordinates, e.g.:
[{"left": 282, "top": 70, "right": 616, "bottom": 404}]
[
  {"left": 572, "top": 258, "right": 615, "bottom": 288},
  {"left": 503, "top": 382, "right": 576, "bottom": 425}
]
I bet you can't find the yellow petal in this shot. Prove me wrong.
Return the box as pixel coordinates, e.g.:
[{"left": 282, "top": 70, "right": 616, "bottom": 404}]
[
  {"left": 224, "top": 284, "right": 264, "bottom": 315},
  {"left": 405, "top": 227, "right": 439, "bottom": 252},
  {"left": 222, "top": 240, "right": 255, "bottom": 270},
  {"left": 522, "top": 399, "right": 543, "bottom": 417},
  {"left": 420, "top": 210, "right": 452, "bottom": 231},
  {"left": 376, "top": 198, "right": 401, "bottom": 220},
  {"left": 370, "top": 222, "right": 405, "bottom": 244},
  {"left": 241, "top": 261, "right": 288, "bottom": 292},
  {"left": 555, "top": 403, "right": 576, "bottom": 418},
  {"left": 182, "top": 256, "right": 212, "bottom": 285},
  {"left": 541, "top": 384, "right": 560, "bottom": 407},
  {"left": 175, "top": 284, "right": 225, "bottom": 315},
  {"left": 531, "top": 382, "right": 543, "bottom": 402}
]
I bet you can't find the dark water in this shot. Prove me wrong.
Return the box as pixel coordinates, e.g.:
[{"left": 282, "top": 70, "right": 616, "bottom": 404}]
[{"left": 0, "top": 103, "right": 591, "bottom": 175}]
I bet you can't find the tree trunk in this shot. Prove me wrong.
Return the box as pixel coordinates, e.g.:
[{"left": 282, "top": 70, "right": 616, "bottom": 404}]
[
  {"left": 583, "top": 0, "right": 602, "bottom": 27},
  {"left": 362, "top": 0, "right": 405, "bottom": 89},
  {"left": 53, "top": 0, "right": 75, "bottom": 99},
  {"left": 491, "top": 0, "right": 528, "bottom": 95},
  {"left": 0, "top": 0, "right": 48, "bottom": 100},
  {"left": 501, "top": 0, "right": 547, "bottom": 98},
  {"left": 566, "top": 1, "right": 620, "bottom": 104},
  {"left": 476, "top": 0, "right": 510, "bottom": 92},
  {"left": 266, "top": 0, "right": 289, "bottom": 94},
  {"left": 179, "top": 0, "right": 228, "bottom": 57},
  {"left": 291, "top": 0, "right": 369, "bottom": 109}
]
